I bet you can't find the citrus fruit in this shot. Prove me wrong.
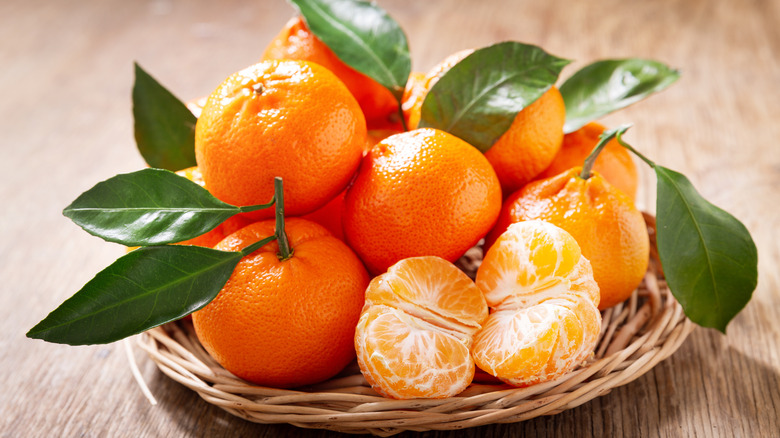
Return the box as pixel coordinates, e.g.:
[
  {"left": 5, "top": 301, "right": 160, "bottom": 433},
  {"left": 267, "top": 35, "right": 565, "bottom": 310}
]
[
  {"left": 472, "top": 220, "right": 601, "bottom": 387},
  {"left": 354, "top": 256, "right": 488, "bottom": 399},
  {"left": 343, "top": 128, "right": 502, "bottom": 275},
  {"left": 483, "top": 87, "right": 566, "bottom": 194},
  {"left": 194, "top": 59, "right": 366, "bottom": 220},
  {"left": 262, "top": 16, "right": 400, "bottom": 129},
  {"left": 536, "top": 122, "right": 638, "bottom": 200},
  {"left": 486, "top": 167, "right": 649, "bottom": 309},
  {"left": 401, "top": 49, "right": 566, "bottom": 194},
  {"left": 191, "top": 218, "right": 369, "bottom": 388}
]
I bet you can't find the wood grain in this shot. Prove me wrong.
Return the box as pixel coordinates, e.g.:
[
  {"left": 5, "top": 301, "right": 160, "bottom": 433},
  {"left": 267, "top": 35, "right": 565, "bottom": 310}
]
[{"left": 1, "top": 0, "right": 778, "bottom": 436}]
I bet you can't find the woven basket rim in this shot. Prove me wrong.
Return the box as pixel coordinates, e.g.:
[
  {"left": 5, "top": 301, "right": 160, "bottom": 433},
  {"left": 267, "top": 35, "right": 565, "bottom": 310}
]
[{"left": 136, "top": 213, "right": 695, "bottom": 436}]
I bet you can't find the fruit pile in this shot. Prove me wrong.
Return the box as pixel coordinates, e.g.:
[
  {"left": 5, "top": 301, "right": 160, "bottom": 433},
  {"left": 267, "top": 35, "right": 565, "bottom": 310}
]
[{"left": 29, "top": 0, "right": 757, "bottom": 403}]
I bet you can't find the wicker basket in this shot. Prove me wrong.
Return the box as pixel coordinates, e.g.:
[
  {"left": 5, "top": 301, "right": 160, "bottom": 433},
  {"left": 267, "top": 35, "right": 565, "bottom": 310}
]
[{"left": 136, "top": 213, "right": 695, "bottom": 436}]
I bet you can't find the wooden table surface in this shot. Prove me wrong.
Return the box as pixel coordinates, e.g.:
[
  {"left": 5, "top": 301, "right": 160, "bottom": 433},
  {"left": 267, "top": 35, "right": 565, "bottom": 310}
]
[{"left": 2, "top": 0, "right": 778, "bottom": 436}]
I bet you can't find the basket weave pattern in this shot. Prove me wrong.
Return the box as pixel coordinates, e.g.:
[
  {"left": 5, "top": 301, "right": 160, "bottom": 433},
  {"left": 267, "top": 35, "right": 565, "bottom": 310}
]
[{"left": 137, "top": 214, "right": 695, "bottom": 436}]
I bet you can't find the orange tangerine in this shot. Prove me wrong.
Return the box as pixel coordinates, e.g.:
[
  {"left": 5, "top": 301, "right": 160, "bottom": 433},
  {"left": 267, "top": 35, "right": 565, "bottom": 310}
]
[
  {"left": 472, "top": 220, "right": 601, "bottom": 387},
  {"left": 354, "top": 256, "right": 488, "bottom": 399},
  {"left": 343, "top": 128, "right": 502, "bottom": 275},
  {"left": 192, "top": 218, "right": 369, "bottom": 388},
  {"left": 194, "top": 60, "right": 366, "bottom": 219}
]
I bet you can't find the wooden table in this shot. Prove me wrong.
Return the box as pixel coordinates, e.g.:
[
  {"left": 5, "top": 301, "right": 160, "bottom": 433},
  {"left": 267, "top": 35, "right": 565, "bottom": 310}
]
[{"left": 3, "top": 0, "right": 778, "bottom": 436}]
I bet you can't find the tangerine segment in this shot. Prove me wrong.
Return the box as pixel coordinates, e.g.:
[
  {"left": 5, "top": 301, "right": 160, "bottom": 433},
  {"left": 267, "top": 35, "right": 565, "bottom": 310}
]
[
  {"left": 366, "top": 257, "right": 488, "bottom": 337},
  {"left": 472, "top": 220, "right": 601, "bottom": 387},
  {"left": 355, "top": 305, "right": 475, "bottom": 399},
  {"left": 355, "top": 256, "right": 489, "bottom": 399},
  {"left": 478, "top": 220, "right": 589, "bottom": 310}
]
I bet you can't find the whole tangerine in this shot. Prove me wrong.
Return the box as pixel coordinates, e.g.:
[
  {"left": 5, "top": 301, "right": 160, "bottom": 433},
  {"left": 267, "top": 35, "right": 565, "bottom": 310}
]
[
  {"left": 195, "top": 60, "right": 366, "bottom": 220},
  {"left": 192, "top": 218, "right": 369, "bottom": 388},
  {"left": 343, "top": 128, "right": 502, "bottom": 275}
]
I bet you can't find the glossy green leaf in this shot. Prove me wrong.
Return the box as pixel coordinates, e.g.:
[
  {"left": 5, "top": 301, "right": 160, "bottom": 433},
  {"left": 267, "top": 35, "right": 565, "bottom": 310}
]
[
  {"left": 63, "top": 168, "right": 241, "bottom": 246},
  {"left": 290, "top": 0, "right": 411, "bottom": 99},
  {"left": 26, "top": 245, "right": 242, "bottom": 345},
  {"left": 133, "top": 62, "right": 198, "bottom": 170},
  {"left": 560, "top": 58, "right": 680, "bottom": 133},
  {"left": 654, "top": 166, "right": 758, "bottom": 332},
  {"left": 418, "top": 41, "right": 569, "bottom": 152}
]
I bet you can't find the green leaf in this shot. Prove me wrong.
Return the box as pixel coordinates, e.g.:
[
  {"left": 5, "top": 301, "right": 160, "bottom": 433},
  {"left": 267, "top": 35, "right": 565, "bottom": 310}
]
[
  {"left": 26, "top": 245, "right": 242, "bottom": 345},
  {"left": 290, "top": 0, "right": 411, "bottom": 100},
  {"left": 63, "top": 168, "right": 241, "bottom": 246},
  {"left": 654, "top": 166, "right": 758, "bottom": 332},
  {"left": 417, "top": 41, "right": 570, "bottom": 152},
  {"left": 133, "top": 62, "right": 198, "bottom": 170},
  {"left": 560, "top": 58, "right": 680, "bottom": 133}
]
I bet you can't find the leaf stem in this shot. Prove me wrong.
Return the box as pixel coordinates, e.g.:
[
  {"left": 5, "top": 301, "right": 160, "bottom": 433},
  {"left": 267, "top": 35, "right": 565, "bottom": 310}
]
[
  {"left": 580, "top": 124, "right": 632, "bottom": 179},
  {"left": 239, "top": 197, "right": 276, "bottom": 213},
  {"left": 615, "top": 129, "right": 656, "bottom": 168},
  {"left": 239, "top": 235, "right": 278, "bottom": 257},
  {"left": 274, "top": 177, "right": 294, "bottom": 260}
]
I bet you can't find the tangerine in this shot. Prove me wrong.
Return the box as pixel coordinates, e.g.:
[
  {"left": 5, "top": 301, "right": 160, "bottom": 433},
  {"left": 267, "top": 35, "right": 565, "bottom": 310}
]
[
  {"left": 354, "top": 256, "right": 488, "bottom": 399},
  {"left": 194, "top": 60, "right": 366, "bottom": 220},
  {"left": 472, "top": 220, "right": 601, "bottom": 387},
  {"left": 192, "top": 218, "right": 369, "bottom": 388},
  {"left": 486, "top": 167, "right": 649, "bottom": 309},
  {"left": 262, "top": 16, "right": 400, "bottom": 129},
  {"left": 343, "top": 128, "right": 502, "bottom": 275}
]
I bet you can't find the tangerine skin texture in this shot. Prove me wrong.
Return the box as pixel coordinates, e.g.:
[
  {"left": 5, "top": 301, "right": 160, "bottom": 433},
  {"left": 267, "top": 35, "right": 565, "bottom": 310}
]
[
  {"left": 536, "top": 122, "right": 638, "bottom": 200},
  {"left": 343, "top": 128, "right": 502, "bottom": 275},
  {"left": 262, "top": 16, "right": 400, "bottom": 129},
  {"left": 195, "top": 60, "right": 366, "bottom": 219},
  {"left": 191, "top": 218, "right": 369, "bottom": 388},
  {"left": 486, "top": 168, "right": 649, "bottom": 310},
  {"left": 483, "top": 87, "right": 566, "bottom": 194}
]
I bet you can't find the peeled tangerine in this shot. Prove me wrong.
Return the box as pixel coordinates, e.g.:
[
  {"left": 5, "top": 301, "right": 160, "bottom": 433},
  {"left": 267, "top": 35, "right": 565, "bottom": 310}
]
[
  {"left": 354, "top": 257, "right": 488, "bottom": 399},
  {"left": 472, "top": 220, "right": 602, "bottom": 387}
]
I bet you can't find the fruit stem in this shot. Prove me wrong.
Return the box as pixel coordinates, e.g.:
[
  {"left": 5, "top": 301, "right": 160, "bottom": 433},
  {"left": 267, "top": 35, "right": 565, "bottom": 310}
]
[
  {"left": 274, "top": 177, "right": 294, "bottom": 261},
  {"left": 580, "top": 124, "right": 632, "bottom": 179}
]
